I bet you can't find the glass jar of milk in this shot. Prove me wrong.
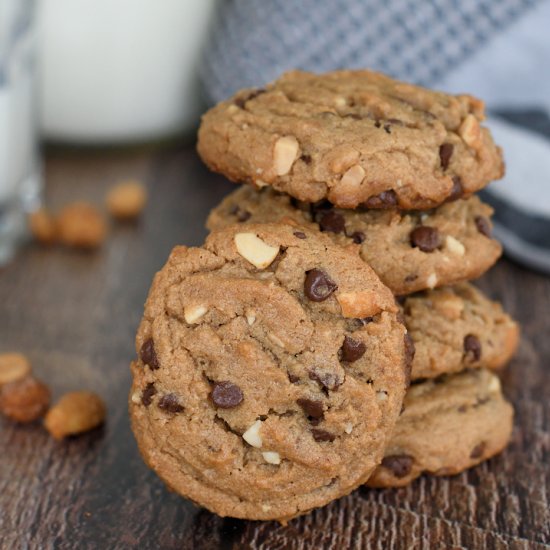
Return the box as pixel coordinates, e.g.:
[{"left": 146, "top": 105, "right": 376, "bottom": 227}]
[{"left": 0, "top": 0, "right": 42, "bottom": 264}]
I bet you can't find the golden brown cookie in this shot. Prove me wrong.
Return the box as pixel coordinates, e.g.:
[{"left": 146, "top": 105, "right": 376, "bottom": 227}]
[
  {"left": 130, "top": 223, "right": 408, "bottom": 521},
  {"left": 405, "top": 283, "right": 519, "bottom": 380},
  {"left": 207, "top": 186, "right": 502, "bottom": 295},
  {"left": 367, "top": 369, "right": 514, "bottom": 488},
  {"left": 198, "top": 70, "right": 504, "bottom": 210}
]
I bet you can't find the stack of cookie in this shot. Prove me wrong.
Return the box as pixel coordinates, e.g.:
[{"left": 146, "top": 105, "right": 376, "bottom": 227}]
[{"left": 129, "top": 70, "right": 518, "bottom": 521}]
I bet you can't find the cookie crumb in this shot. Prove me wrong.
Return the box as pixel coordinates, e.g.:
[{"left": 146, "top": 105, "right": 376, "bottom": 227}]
[
  {"left": 105, "top": 180, "right": 147, "bottom": 220},
  {"left": 44, "top": 391, "right": 106, "bottom": 439}
]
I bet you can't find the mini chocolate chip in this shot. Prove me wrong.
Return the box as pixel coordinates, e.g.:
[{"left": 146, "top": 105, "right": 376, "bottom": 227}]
[
  {"left": 447, "top": 176, "right": 463, "bottom": 202},
  {"left": 374, "top": 120, "right": 382, "bottom": 128},
  {"left": 381, "top": 455, "right": 414, "bottom": 478},
  {"left": 383, "top": 124, "right": 391, "bottom": 134},
  {"left": 288, "top": 373, "right": 300, "bottom": 383},
  {"left": 308, "top": 369, "right": 342, "bottom": 391},
  {"left": 340, "top": 336, "right": 366, "bottom": 362},
  {"left": 410, "top": 226, "right": 441, "bottom": 252},
  {"left": 140, "top": 339, "right": 159, "bottom": 370},
  {"left": 301, "top": 154, "right": 312, "bottom": 164},
  {"left": 297, "top": 398, "right": 324, "bottom": 419},
  {"left": 363, "top": 190, "right": 398, "bottom": 209},
  {"left": 141, "top": 383, "right": 156, "bottom": 407},
  {"left": 350, "top": 231, "right": 365, "bottom": 244},
  {"left": 404, "top": 274, "right": 418, "bottom": 283},
  {"left": 439, "top": 143, "right": 454, "bottom": 170},
  {"left": 158, "top": 394, "right": 184, "bottom": 413},
  {"left": 464, "top": 334, "right": 482, "bottom": 361},
  {"left": 470, "top": 442, "right": 486, "bottom": 459},
  {"left": 318, "top": 210, "right": 346, "bottom": 234},
  {"left": 404, "top": 333, "right": 415, "bottom": 386},
  {"left": 311, "top": 428, "right": 336, "bottom": 442},
  {"left": 293, "top": 231, "right": 307, "bottom": 239},
  {"left": 211, "top": 381, "right": 243, "bottom": 409},
  {"left": 304, "top": 269, "right": 338, "bottom": 302},
  {"left": 475, "top": 216, "right": 492, "bottom": 237}
]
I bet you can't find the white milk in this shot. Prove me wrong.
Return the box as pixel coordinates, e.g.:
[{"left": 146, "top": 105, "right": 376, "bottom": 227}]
[
  {"left": 0, "top": 0, "right": 41, "bottom": 264},
  {"left": 38, "top": 0, "right": 217, "bottom": 143}
]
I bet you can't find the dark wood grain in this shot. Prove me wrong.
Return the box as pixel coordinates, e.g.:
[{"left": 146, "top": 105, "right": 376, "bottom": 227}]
[{"left": 0, "top": 145, "right": 548, "bottom": 550}]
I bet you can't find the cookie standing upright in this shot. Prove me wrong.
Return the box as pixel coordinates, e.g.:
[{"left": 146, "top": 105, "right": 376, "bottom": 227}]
[
  {"left": 208, "top": 186, "right": 502, "bottom": 295},
  {"left": 198, "top": 70, "right": 504, "bottom": 210},
  {"left": 130, "top": 223, "right": 408, "bottom": 521}
]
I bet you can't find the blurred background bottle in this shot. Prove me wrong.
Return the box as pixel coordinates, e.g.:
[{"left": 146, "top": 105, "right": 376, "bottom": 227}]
[{"left": 0, "top": 0, "right": 42, "bottom": 265}]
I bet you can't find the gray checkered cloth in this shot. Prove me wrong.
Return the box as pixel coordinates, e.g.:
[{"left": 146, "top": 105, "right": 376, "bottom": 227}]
[{"left": 201, "top": 0, "right": 539, "bottom": 103}]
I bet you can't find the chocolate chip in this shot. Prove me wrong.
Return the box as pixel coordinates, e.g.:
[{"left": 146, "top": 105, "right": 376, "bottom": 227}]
[
  {"left": 404, "top": 333, "right": 415, "bottom": 386},
  {"left": 470, "top": 442, "right": 486, "bottom": 459},
  {"left": 340, "top": 336, "right": 366, "bottom": 362},
  {"left": 311, "top": 428, "right": 336, "bottom": 442},
  {"left": 158, "top": 394, "right": 184, "bottom": 413},
  {"left": 288, "top": 373, "right": 300, "bottom": 383},
  {"left": 293, "top": 231, "right": 307, "bottom": 239},
  {"left": 475, "top": 216, "right": 492, "bottom": 237},
  {"left": 140, "top": 383, "right": 157, "bottom": 406},
  {"left": 464, "top": 334, "right": 482, "bottom": 361},
  {"left": 383, "top": 124, "right": 391, "bottom": 134},
  {"left": 363, "top": 190, "right": 398, "bottom": 209},
  {"left": 297, "top": 398, "right": 324, "bottom": 419},
  {"left": 211, "top": 381, "right": 243, "bottom": 409},
  {"left": 140, "top": 338, "right": 159, "bottom": 370},
  {"left": 374, "top": 120, "right": 382, "bottom": 128},
  {"left": 439, "top": 143, "right": 454, "bottom": 170},
  {"left": 318, "top": 210, "right": 345, "bottom": 234},
  {"left": 304, "top": 269, "right": 338, "bottom": 302},
  {"left": 308, "top": 369, "right": 342, "bottom": 391},
  {"left": 410, "top": 226, "right": 441, "bottom": 252},
  {"left": 301, "top": 154, "right": 312, "bottom": 164},
  {"left": 404, "top": 274, "right": 418, "bottom": 283},
  {"left": 381, "top": 455, "right": 414, "bottom": 478},
  {"left": 350, "top": 231, "right": 365, "bottom": 244},
  {"left": 447, "top": 176, "right": 463, "bottom": 202}
]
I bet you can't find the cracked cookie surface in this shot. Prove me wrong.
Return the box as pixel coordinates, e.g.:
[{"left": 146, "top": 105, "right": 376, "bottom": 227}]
[
  {"left": 198, "top": 70, "right": 504, "bottom": 210},
  {"left": 207, "top": 186, "right": 502, "bottom": 295},
  {"left": 367, "top": 368, "right": 514, "bottom": 488},
  {"left": 130, "top": 223, "right": 407, "bottom": 521},
  {"left": 405, "top": 283, "right": 519, "bottom": 380}
]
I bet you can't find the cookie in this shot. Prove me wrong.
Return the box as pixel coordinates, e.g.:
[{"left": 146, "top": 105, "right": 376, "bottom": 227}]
[
  {"left": 130, "top": 223, "right": 408, "bottom": 521},
  {"left": 367, "top": 369, "right": 514, "bottom": 488},
  {"left": 405, "top": 283, "right": 519, "bottom": 380},
  {"left": 198, "top": 70, "right": 504, "bottom": 210},
  {"left": 207, "top": 186, "right": 502, "bottom": 295}
]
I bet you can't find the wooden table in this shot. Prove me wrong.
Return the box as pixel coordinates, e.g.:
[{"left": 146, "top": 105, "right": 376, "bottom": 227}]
[{"left": 1, "top": 146, "right": 548, "bottom": 549}]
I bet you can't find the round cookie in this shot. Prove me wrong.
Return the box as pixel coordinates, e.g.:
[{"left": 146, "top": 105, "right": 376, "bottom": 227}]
[
  {"left": 207, "top": 186, "right": 502, "bottom": 295},
  {"left": 404, "top": 283, "right": 519, "bottom": 380},
  {"left": 198, "top": 70, "right": 504, "bottom": 210},
  {"left": 130, "top": 223, "right": 408, "bottom": 521},
  {"left": 367, "top": 369, "right": 514, "bottom": 488}
]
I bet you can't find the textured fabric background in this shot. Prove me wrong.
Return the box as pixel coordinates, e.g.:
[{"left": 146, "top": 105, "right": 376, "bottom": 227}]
[{"left": 201, "top": 0, "right": 540, "bottom": 103}]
